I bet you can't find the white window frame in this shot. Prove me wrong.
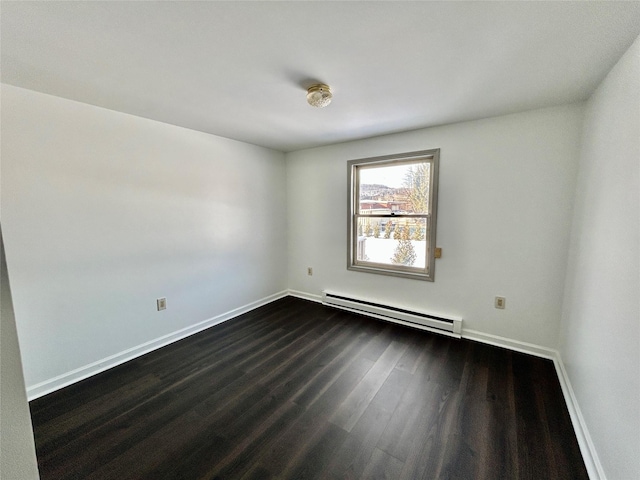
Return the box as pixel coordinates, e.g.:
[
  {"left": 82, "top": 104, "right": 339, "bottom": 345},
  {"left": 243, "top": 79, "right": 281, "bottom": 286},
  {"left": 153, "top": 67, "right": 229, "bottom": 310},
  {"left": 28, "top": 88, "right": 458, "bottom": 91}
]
[{"left": 347, "top": 149, "right": 440, "bottom": 281}]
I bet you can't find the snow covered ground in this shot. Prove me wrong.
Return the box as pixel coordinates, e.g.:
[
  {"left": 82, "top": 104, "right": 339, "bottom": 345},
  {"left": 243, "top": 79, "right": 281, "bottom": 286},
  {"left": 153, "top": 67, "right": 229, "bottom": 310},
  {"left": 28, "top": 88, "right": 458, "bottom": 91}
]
[{"left": 360, "top": 237, "right": 426, "bottom": 268}]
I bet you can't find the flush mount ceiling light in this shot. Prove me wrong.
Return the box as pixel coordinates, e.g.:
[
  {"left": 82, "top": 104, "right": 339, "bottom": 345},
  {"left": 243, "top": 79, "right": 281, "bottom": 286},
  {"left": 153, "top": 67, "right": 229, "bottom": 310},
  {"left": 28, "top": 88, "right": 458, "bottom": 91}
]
[{"left": 306, "top": 84, "right": 332, "bottom": 108}]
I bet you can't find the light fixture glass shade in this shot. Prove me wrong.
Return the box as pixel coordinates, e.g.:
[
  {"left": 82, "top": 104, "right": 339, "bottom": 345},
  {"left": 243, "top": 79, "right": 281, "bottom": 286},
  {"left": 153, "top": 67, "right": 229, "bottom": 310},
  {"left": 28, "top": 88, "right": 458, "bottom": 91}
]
[{"left": 307, "top": 84, "right": 332, "bottom": 108}]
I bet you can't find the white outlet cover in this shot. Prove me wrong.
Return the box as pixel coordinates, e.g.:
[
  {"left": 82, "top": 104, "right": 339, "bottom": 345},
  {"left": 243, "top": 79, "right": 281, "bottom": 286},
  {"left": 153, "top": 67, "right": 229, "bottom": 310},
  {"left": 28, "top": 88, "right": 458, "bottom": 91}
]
[{"left": 157, "top": 298, "right": 167, "bottom": 311}]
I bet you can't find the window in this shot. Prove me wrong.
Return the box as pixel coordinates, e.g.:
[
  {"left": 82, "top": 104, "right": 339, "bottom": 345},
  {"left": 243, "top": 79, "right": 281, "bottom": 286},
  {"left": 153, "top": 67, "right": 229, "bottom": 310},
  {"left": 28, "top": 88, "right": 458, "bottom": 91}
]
[{"left": 347, "top": 149, "right": 440, "bottom": 281}]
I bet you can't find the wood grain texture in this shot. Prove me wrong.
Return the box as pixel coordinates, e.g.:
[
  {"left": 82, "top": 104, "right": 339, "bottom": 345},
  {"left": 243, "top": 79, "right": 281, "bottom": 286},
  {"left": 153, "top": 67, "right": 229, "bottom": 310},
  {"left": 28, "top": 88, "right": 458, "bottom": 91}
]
[{"left": 30, "top": 296, "right": 588, "bottom": 479}]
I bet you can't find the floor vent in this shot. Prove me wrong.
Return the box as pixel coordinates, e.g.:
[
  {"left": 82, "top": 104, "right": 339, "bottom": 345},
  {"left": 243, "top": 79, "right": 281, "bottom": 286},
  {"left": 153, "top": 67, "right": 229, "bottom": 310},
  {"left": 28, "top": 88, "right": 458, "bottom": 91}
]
[{"left": 322, "top": 291, "right": 462, "bottom": 338}]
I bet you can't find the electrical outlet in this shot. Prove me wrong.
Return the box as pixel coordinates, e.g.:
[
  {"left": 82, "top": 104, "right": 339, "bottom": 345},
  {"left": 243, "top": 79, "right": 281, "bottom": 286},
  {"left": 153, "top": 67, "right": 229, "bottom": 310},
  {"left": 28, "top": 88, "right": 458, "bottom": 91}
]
[
  {"left": 307, "top": 267, "right": 313, "bottom": 276},
  {"left": 157, "top": 297, "right": 167, "bottom": 311},
  {"left": 495, "top": 296, "right": 506, "bottom": 309}
]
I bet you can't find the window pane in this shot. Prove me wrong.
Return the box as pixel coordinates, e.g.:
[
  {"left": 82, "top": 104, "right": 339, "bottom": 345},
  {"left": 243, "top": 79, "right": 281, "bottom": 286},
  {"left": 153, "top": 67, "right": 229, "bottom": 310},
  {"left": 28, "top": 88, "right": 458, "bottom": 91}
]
[
  {"left": 355, "top": 217, "right": 427, "bottom": 269},
  {"left": 348, "top": 149, "right": 439, "bottom": 281},
  {"left": 359, "top": 162, "right": 430, "bottom": 214}
]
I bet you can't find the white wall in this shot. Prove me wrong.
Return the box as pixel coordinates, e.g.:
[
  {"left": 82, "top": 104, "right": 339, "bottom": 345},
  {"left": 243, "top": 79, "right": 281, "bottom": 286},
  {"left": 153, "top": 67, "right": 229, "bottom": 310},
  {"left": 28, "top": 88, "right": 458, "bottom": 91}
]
[
  {"left": 1, "top": 85, "right": 287, "bottom": 394},
  {"left": 559, "top": 36, "right": 640, "bottom": 480},
  {"left": 0, "top": 228, "right": 40, "bottom": 480},
  {"left": 286, "top": 104, "right": 583, "bottom": 349}
]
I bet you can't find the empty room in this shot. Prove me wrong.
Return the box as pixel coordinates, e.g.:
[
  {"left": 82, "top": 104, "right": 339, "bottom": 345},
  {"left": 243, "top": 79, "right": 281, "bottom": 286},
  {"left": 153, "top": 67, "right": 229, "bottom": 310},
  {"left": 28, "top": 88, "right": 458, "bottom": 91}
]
[{"left": 1, "top": 2, "right": 638, "bottom": 479}]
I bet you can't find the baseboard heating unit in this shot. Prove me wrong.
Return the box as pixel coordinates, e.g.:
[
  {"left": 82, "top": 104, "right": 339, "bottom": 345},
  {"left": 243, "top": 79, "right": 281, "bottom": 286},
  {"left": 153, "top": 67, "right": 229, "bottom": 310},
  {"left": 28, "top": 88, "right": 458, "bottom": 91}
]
[{"left": 322, "top": 291, "right": 462, "bottom": 338}]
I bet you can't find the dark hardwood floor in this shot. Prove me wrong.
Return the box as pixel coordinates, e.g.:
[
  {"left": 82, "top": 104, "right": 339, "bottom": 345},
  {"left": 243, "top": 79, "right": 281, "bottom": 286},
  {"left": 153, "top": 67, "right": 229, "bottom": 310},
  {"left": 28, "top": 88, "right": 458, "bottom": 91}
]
[{"left": 29, "top": 296, "right": 588, "bottom": 479}]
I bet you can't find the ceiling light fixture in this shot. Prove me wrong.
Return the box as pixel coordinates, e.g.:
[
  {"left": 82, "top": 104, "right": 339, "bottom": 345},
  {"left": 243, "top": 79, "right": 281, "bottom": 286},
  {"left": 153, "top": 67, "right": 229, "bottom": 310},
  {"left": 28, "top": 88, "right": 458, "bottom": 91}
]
[{"left": 306, "top": 84, "right": 332, "bottom": 108}]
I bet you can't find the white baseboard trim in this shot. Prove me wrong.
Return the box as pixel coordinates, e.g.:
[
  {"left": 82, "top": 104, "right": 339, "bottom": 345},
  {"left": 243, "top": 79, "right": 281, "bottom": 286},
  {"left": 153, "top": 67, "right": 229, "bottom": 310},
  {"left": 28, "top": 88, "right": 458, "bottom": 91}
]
[
  {"left": 552, "top": 353, "right": 606, "bottom": 480},
  {"left": 287, "top": 289, "right": 322, "bottom": 303},
  {"left": 461, "top": 328, "right": 557, "bottom": 360},
  {"left": 26, "top": 290, "right": 288, "bottom": 401}
]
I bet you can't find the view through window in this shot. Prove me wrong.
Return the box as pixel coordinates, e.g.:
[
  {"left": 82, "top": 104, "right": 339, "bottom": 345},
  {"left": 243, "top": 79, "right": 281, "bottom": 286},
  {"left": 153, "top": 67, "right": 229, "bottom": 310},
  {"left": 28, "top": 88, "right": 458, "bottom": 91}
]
[{"left": 347, "top": 150, "right": 439, "bottom": 281}]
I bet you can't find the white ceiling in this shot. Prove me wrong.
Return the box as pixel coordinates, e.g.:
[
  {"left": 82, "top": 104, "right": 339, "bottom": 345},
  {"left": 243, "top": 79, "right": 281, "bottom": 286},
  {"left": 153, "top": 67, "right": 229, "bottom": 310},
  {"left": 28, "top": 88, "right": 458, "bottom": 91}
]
[{"left": 2, "top": 1, "right": 640, "bottom": 152}]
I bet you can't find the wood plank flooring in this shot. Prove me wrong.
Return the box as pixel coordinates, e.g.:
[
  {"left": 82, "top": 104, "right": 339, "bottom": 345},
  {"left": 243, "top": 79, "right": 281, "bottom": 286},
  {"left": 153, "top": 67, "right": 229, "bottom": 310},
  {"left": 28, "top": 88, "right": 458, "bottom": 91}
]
[{"left": 29, "top": 296, "right": 588, "bottom": 479}]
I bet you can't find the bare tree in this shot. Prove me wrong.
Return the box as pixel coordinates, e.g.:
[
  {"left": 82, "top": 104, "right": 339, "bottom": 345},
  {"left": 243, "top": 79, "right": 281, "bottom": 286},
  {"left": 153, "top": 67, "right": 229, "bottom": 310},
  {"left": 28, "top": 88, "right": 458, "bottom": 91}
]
[{"left": 403, "top": 163, "right": 430, "bottom": 213}]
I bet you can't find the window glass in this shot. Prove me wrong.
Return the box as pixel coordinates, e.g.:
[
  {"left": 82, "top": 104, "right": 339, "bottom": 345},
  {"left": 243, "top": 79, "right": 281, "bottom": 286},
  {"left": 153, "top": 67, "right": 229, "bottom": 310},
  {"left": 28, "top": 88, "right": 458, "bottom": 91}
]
[{"left": 348, "top": 150, "right": 439, "bottom": 281}]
